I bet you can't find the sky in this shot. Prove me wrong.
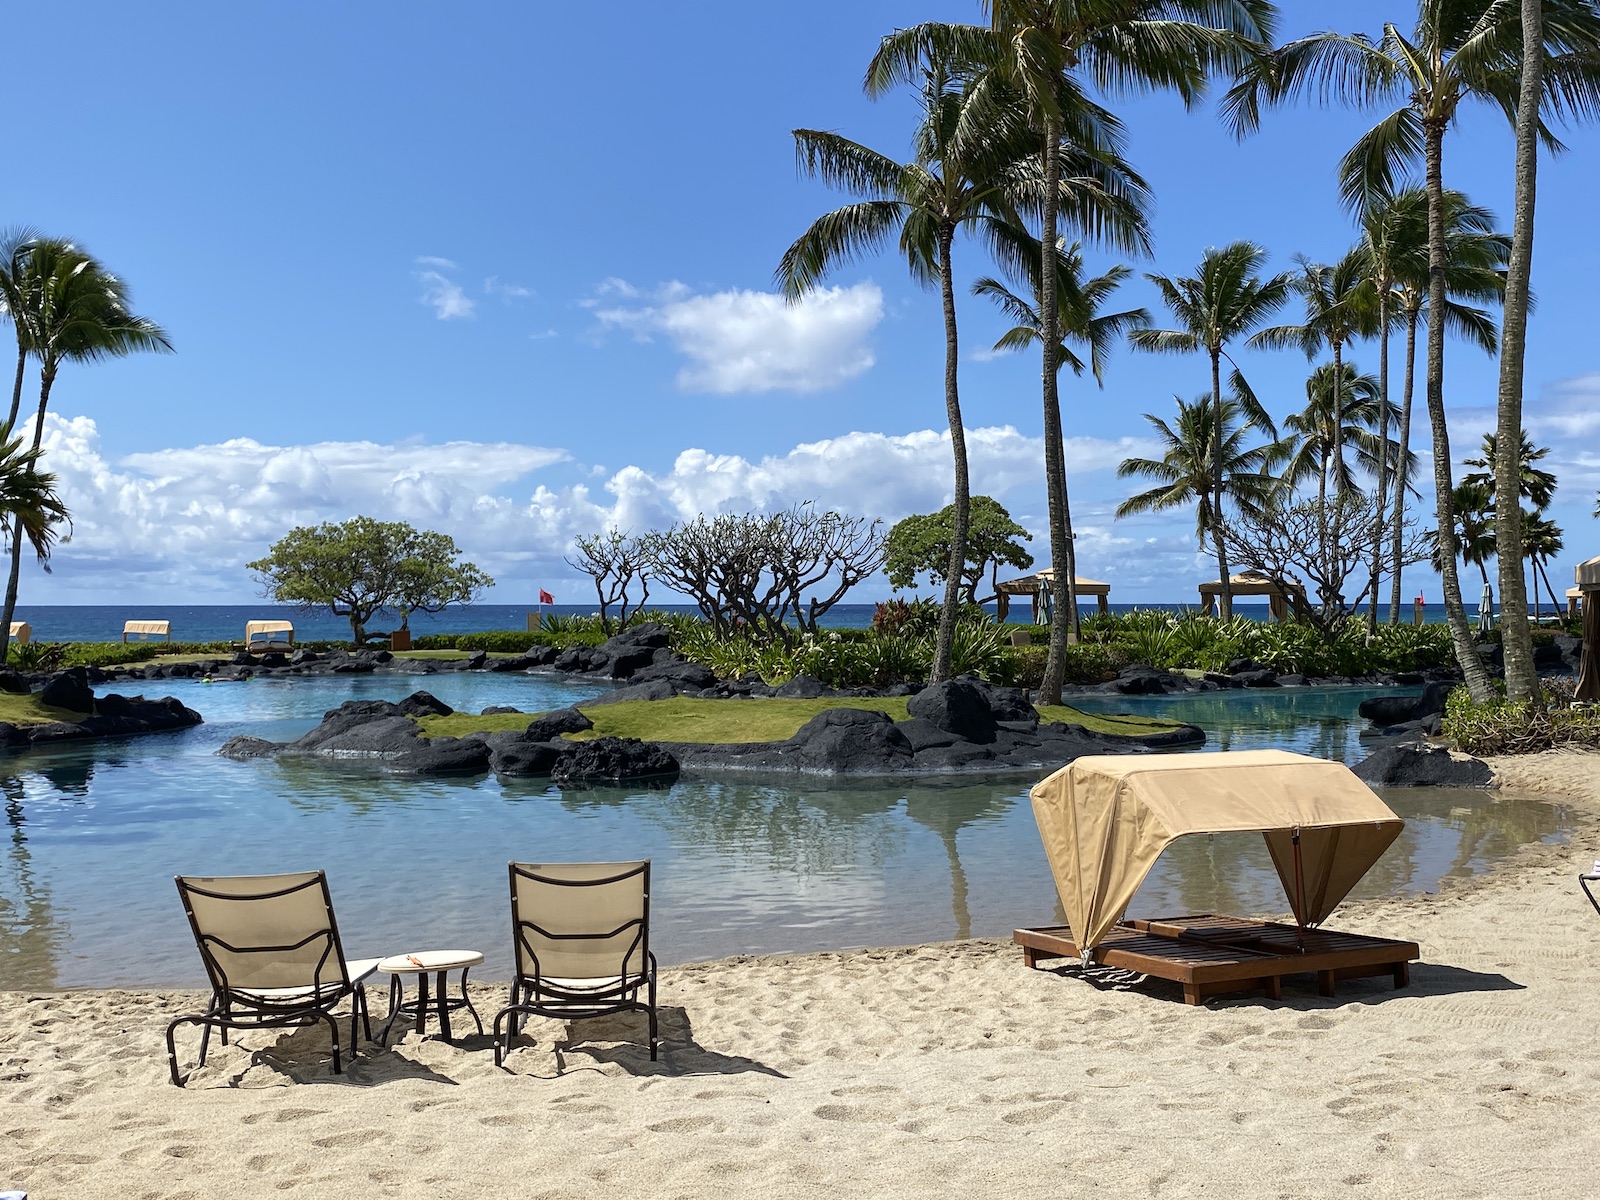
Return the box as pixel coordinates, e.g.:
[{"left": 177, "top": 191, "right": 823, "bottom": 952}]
[{"left": 4, "top": 1, "right": 1598, "bottom": 608}]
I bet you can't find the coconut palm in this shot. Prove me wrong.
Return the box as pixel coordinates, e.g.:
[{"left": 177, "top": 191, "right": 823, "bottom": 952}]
[
  {"left": 777, "top": 54, "right": 1041, "bottom": 683},
  {"left": 1522, "top": 508, "right": 1564, "bottom": 621},
  {"left": 1377, "top": 188, "right": 1507, "bottom": 624},
  {"left": 1223, "top": 0, "right": 1600, "bottom": 701},
  {"left": 1129, "top": 241, "right": 1292, "bottom": 620},
  {"left": 1280, "top": 363, "right": 1408, "bottom": 504},
  {"left": 1430, "top": 480, "right": 1496, "bottom": 588},
  {"left": 0, "top": 228, "right": 46, "bottom": 430},
  {"left": 1463, "top": 432, "right": 1557, "bottom": 511},
  {"left": 868, "top": 1, "right": 1271, "bottom": 704},
  {"left": 971, "top": 237, "right": 1150, "bottom": 382},
  {"left": 0, "top": 241, "right": 171, "bottom": 664},
  {"left": 0, "top": 425, "right": 69, "bottom": 569},
  {"left": 1115, "top": 394, "right": 1285, "bottom": 577}
]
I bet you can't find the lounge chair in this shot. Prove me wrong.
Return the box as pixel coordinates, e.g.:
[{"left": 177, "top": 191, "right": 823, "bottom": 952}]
[
  {"left": 166, "top": 871, "right": 378, "bottom": 1085},
  {"left": 493, "top": 860, "right": 659, "bottom": 1068}
]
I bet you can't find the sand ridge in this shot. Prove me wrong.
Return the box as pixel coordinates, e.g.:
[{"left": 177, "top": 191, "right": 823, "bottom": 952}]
[{"left": 4, "top": 751, "right": 1600, "bottom": 1198}]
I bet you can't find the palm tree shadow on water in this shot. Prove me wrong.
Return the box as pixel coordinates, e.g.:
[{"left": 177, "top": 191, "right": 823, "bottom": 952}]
[{"left": 0, "top": 763, "right": 85, "bottom": 991}]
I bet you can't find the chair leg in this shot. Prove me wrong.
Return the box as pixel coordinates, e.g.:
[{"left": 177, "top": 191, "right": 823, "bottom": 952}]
[
  {"left": 460, "top": 968, "right": 484, "bottom": 1037},
  {"left": 647, "top": 973, "right": 659, "bottom": 1061},
  {"left": 324, "top": 1012, "right": 343, "bottom": 1075},
  {"left": 166, "top": 1015, "right": 203, "bottom": 1087}
]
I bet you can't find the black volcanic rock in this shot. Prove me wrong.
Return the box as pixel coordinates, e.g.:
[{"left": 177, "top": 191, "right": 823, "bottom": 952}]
[
  {"left": 523, "top": 707, "right": 593, "bottom": 740},
  {"left": 1353, "top": 741, "right": 1492, "bottom": 788},
  {"left": 39, "top": 668, "right": 93, "bottom": 713},
  {"left": 551, "top": 736, "right": 679, "bottom": 786},
  {"left": 906, "top": 678, "right": 999, "bottom": 744}
]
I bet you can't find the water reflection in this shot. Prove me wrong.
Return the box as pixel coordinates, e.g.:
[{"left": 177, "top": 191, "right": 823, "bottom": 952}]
[{"left": 0, "top": 775, "right": 66, "bottom": 990}]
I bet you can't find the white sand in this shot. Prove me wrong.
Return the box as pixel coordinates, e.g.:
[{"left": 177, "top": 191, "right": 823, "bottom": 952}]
[{"left": 6, "top": 751, "right": 1600, "bottom": 1199}]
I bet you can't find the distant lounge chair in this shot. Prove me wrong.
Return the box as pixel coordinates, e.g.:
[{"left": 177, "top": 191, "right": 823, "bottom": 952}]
[
  {"left": 493, "top": 860, "right": 659, "bottom": 1068},
  {"left": 122, "top": 619, "right": 171, "bottom": 644},
  {"left": 166, "top": 871, "right": 378, "bottom": 1086},
  {"left": 8, "top": 621, "right": 29, "bottom": 645}
]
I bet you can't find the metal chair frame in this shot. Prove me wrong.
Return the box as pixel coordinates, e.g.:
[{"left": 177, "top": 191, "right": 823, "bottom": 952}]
[
  {"left": 166, "top": 871, "right": 372, "bottom": 1086},
  {"left": 493, "top": 860, "right": 659, "bottom": 1068}
]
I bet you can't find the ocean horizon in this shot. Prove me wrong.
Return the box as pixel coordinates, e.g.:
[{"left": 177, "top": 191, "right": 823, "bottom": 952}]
[{"left": 6, "top": 600, "right": 1485, "bottom": 644}]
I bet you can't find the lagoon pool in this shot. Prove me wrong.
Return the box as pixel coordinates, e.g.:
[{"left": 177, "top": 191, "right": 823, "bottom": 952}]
[{"left": 0, "top": 675, "right": 1574, "bottom": 990}]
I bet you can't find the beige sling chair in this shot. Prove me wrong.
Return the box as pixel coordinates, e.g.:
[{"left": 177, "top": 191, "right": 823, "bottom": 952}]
[
  {"left": 166, "top": 871, "right": 379, "bottom": 1085},
  {"left": 493, "top": 860, "right": 659, "bottom": 1068}
]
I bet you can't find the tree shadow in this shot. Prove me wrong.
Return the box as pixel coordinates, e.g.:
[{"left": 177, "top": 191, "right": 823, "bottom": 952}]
[{"left": 500, "top": 1004, "right": 785, "bottom": 1079}]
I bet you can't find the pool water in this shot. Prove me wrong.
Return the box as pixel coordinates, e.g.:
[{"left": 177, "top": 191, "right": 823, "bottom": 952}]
[{"left": 0, "top": 677, "right": 1574, "bottom": 989}]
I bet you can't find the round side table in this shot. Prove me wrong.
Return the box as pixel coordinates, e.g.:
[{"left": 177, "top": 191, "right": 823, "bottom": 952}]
[{"left": 376, "top": 950, "right": 485, "bottom": 1044}]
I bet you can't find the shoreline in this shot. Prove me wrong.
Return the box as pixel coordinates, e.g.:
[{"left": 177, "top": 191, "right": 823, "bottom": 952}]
[{"left": 6, "top": 750, "right": 1599, "bottom": 1198}]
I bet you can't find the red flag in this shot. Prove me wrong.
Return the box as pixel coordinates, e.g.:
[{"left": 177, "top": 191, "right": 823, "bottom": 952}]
[{"left": 539, "top": 589, "right": 555, "bottom": 605}]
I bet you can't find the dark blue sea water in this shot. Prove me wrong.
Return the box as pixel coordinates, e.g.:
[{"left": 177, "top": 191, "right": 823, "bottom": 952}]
[{"left": 11, "top": 602, "right": 1479, "bottom": 644}]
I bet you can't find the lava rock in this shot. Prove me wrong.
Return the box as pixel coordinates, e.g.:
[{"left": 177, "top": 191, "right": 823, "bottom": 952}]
[
  {"left": 551, "top": 736, "right": 679, "bottom": 786},
  {"left": 1358, "top": 680, "right": 1455, "bottom": 728},
  {"left": 906, "top": 678, "right": 999, "bottom": 744},
  {"left": 523, "top": 707, "right": 594, "bottom": 740},
  {"left": 481, "top": 705, "right": 522, "bottom": 715},
  {"left": 1352, "top": 741, "right": 1493, "bottom": 788},
  {"left": 783, "top": 707, "right": 914, "bottom": 773},
  {"left": 0, "top": 670, "right": 29, "bottom": 695},
  {"left": 1226, "top": 657, "right": 1259, "bottom": 675},
  {"left": 630, "top": 653, "right": 717, "bottom": 690},
  {"left": 1232, "top": 669, "right": 1280, "bottom": 688},
  {"left": 773, "top": 674, "right": 831, "bottom": 700},
  {"left": 218, "top": 735, "right": 282, "bottom": 760},
  {"left": 585, "top": 679, "right": 677, "bottom": 706},
  {"left": 396, "top": 691, "right": 454, "bottom": 718},
  {"left": 1114, "top": 665, "right": 1177, "bottom": 695},
  {"left": 289, "top": 649, "right": 319, "bottom": 665},
  {"left": 913, "top": 742, "right": 997, "bottom": 769},
  {"left": 489, "top": 739, "right": 565, "bottom": 777},
  {"left": 391, "top": 737, "right": 493, "bottom": 775},
  {"left": 39, "top": 668, "right": 93, "bottom": 713},
  {"left": 897, "top": 717, "right": 959, "bottom": 752}
]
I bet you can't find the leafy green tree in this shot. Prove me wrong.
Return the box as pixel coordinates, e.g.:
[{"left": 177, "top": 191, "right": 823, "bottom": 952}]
[
  {"left": 1116, "top": 392, "right": 1285, "bottom": 584},
  {"left": 0, "top": 238, "right": 170, "bottom": 665},
  {"left": 884, "top": 496, "right": 1034, "bottom": 605},
  {"left": 1224, "top": 0, "right": 1600, "bottom": 700},
  {"left": 1129, "top": 241, "right": 1292, "bottom": 620},
  {"left": 779, "top": 48, "right": 1033, "bottom": 683},
  {"left": 248, "top": 516, "right": 493, "bottom": 645}
]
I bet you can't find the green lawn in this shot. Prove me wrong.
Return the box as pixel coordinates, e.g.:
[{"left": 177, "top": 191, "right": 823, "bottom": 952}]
[
  {"left": 0, "top": 692, "right": 89, "bottom": 726},
  {"left": 417, "top": 695, "right": 1184, "bottom": 744}
]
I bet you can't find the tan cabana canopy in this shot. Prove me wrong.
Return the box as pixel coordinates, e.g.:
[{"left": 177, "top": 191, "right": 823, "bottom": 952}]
[
  {"left": 1031, "top": 750, "right": 1404, "bottom": 956},
  {"left": 1198, "top": 570, "right": 1308, "bottom": 622},
  {"left": 7, "top": 621, "right": 28, "bottom": 644},
  {"left": 244, "top": 620, "right": 295, "bottom": 651},
  {"left": 995, "top": 569, "right": 1111, "bottom": 623},
  {"left": 123, "top": 619, "right": 171, "bottom": 642}
]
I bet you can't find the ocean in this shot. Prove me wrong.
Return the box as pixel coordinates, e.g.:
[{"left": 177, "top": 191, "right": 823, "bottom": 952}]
[{"left": 7, "top": 601, "right": 1482, "bottom": 644}]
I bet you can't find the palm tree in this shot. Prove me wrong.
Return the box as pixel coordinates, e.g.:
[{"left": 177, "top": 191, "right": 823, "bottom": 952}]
[
  {"left": 0, "top": 228, "right": 45, "bottom": 430},
  {"left": 1353, "top": 202, "right": 1406, "bottom": 628},
  {"left": 1115, "top": 394, "right": 1284, "bottom": 580},
  {"left": 1223, "top": 0, "right": 1600, "bottom": 701},
  {"left": 778, "top": 54, "right": 1038, "bottom": 683},
  {"left": 0, "top": 425, "right": 69, "bottom": 570},
  {"left": 1280, "top": 363, "right": 1407, "bottom": 507},
  {"left": 1377, "top": 188, "right": 1507, "bottom": 624},
  {"left": 0, "top": 241, "right": 170, "bottom": 664},
  {"left": 868, "top": 1, "right": 1270, "bottom": 704},
  {"left": 1129, "top": 241, "right": 1292, "bottom": 620},
  {"left": 1522, "top": 508, "right": 1564, "bottom": 621},
  {"left": 1430, "top": 480, "right": 1496, "bottom": 589},
  {"left": 1463, "top": 432, "right": 1557, "bottom": 510}
]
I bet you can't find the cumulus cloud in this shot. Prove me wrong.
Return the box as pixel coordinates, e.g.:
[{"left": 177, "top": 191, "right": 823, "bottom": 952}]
[
  {"left": 591, "top": 280, "right": 884, "bottom": 394},
  {"left": 26, "top": 414, "right": 1158, "bottom": 602},
  {"left": 415, "top": 257, "right": 475, "bottom": 320}
]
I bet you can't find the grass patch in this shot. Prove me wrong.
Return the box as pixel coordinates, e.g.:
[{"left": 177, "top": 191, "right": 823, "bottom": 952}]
[
  {"left": 417, "top": 695, "right": 1186, "bottom": 744},
  {"left": 0, "top": 692, "right": 89, "bottom": 726}
]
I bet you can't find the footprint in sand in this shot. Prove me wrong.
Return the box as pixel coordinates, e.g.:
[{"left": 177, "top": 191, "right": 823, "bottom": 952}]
[
  {"left": 241, "top": 1107, "right": 327, "bottom": 1125},
  {"left": 1001, "top": 1102, "right": 1067, "bottom": 1126},
  {"left": 646, "top": 1116, "right": 716, "bottom": 1133},
  {"left": 312, "top": 1129, "right": 390, "bottom": 1149},
  {"left": 813, "top": 1104, "right": 895, "bottom": 1123}
]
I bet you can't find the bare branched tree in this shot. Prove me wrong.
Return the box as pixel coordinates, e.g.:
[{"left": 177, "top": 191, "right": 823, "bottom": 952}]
[
  {"left": 1226, "top": 494, "right": 1430, "bottom": 637},
  {"left": 641, "top": 503, "right": 885, "bottom": 646},
  {"left": 565, "top": 530, "right": 651, "bottom": 635}
]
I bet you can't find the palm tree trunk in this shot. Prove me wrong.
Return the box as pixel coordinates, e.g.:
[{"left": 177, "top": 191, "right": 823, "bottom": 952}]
[
  {"left": 1039, "top": 115, "right": 1074, "bottom": 704},
  {"left": 931, "top": 223, "right": 969, "bottom": 684},
  {"left": 1494, "top": 0, "right": 1544, "bottom": 704},
  {"left": 1424, "top": 121, "right": 1496, "bottom": 703},
  {"left": 1388, "top": 308, "right": 1419, "bottom": 623},
  {"left": 1328, "top": 339, "right": 1347, "bottom": 585},
  {"left": 1368, "top": 290, "right": 1390, "bottom": 628},
  {"left": 7, "top": 347, "right": 24, "bottom": 431},
  {"left": 1210, "top": 349, "right": 1232, "bottom": 621},
  {"left": 0, "top": 365, "right": 55, "bottom": 668}
]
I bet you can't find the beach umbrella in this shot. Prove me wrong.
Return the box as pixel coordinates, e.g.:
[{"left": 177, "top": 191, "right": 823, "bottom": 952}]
[{"left": 1478, "top": 581, "right": 1494, "bottom": 634}]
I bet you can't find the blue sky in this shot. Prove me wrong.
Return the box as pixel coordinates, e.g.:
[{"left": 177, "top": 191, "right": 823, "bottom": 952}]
[{"left": 5, "top": 1, "right": 1597, "bottom": 606}]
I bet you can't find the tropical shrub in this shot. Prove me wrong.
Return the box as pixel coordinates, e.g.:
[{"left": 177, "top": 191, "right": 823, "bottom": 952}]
[{"left": 1442, "top": 683, "right": 1600, "bottom": 756}]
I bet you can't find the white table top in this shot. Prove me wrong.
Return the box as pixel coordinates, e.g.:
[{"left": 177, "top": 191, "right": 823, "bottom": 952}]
[{"left": 376, "top": 949, "right": 484, "bottom": 974}]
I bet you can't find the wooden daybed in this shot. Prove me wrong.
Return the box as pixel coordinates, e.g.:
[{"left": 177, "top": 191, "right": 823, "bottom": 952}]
[
  {"left": 1019, "top": 750, "right": 1417, "bottom": 1006},
  {"left": 1016, "top": 915, "right": 1418, "bottom": 1005}
]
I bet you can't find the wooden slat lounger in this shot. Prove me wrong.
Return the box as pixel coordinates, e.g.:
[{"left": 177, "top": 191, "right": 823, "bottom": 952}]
[{"left": 1015, "top": 914, "right": 1419, "bottom": 1006}]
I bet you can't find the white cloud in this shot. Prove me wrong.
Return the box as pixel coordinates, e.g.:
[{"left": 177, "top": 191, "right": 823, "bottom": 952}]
[
  {"left": 415, "top": 257, "right": 476, "bottom": 320},
  {"left": 26, "top": 414, "right": 1158, "bottom": 602},
  {"left": 484, "top": 276, "right": 533, "bottom": 300},
  {"left": 592, "top": 280, "right": 884, "bottom": 394}
]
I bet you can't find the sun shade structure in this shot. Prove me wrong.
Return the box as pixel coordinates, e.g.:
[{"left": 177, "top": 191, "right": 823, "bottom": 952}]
[
  {"left": 243, "top": 620, "right": 295, "bottom": 653},
  {"left": 123, "top": 619, "right": 171, "bottom": 643},
  {"left": 8, "top": 621, "right": 29, "bottom": 644},
  {"left": 1197, "top": 571, "right": 1309, "bottom": 622},
  {"left": 1031, "top": 750, "right": 1404, "bottom": 958},
  {"left": 995, "top": 569, "right": 1111, "bottom": 623},
  {"left": 1576, "top": 557, "right": 1600, "bottom": 701}
]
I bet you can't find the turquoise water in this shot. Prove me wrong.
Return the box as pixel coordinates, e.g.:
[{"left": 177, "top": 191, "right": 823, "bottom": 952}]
[{"left": 0, "top": 676, "right": 1573, "bottom": 990}]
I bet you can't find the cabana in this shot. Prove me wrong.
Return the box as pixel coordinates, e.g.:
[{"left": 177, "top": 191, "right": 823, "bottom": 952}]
[
  {"left": 123, "top": 619, "right": 171, "bottom": 644},
  {"left": 1567, "top": 587, "right": 1583, "bottom": 623},
  {"left": 243, "top": 620, "right": 295, "bottom": 654},
  {"left": 7, "top": 621, "right": 28, "bottom": 645},
  {"left": 1197, "top": 570, "right": 1308, "bottom": 622},
  {"left": 1576, "top": 558, "right": 1600, "bottom": 702},
  {"left": 995, "top": 569, "right": 1110, "bottom": 624},
  {"left": 1014, "top": 750, "right": 1419, "bottom": 1004}
]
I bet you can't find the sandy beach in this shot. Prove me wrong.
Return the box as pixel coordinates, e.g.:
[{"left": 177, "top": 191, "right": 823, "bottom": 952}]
[{"left": 5, "top": 750, "right": 1600, "bottom": 1199}]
